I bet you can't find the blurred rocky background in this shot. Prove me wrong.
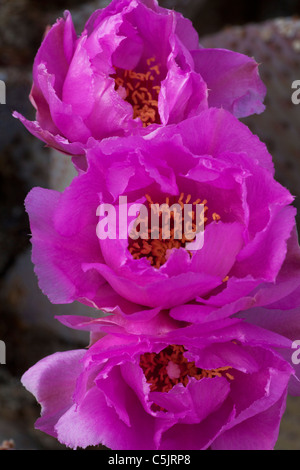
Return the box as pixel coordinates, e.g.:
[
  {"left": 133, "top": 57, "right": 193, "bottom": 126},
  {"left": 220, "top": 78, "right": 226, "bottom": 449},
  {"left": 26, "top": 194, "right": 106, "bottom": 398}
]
[{"left": 0, "top": 0, "right": 300, "bottom": 450}]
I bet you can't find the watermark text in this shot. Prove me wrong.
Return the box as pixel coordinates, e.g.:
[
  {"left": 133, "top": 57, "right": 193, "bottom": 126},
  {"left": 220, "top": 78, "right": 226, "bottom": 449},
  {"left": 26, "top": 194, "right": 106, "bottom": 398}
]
[
  {"left": 291, "top": 80, "right": 300, "bottom": 104},
  {"left": 0, "top": 80, "right": 6, "bottom": 104},
  {"left": 292, "top": 340, "right": 300, "bottom": 365},
  {"left": 96, "top": 197, "right": 205, "bottom": 251},
  {"left": 0, "top": 341, "right": 6, "bottom": 364}
]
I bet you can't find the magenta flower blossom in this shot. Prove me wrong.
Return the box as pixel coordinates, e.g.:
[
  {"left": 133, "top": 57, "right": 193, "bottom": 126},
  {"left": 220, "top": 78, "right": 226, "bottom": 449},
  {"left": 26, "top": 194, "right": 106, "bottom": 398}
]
[
  {"left": 25, "top": 108, "right": 298, "bottom": 322},
  {"left": 237, "top": 279, "right": 300, "bottom": 397},
  {"left": 57, "top": 308, "right": 300, "bottom": 398},
  {"left": 21, "top": 316, "right": 294, "bottom": 450},
  {"left": 13, "top": 0, "right": 265, "bottom": 161}
]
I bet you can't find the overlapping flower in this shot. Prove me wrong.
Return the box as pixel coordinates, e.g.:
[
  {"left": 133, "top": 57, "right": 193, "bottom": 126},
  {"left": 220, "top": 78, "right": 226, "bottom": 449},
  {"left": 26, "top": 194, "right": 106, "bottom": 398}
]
[
  {"left": 25, "top": 109, "right": 298, "bottom": 323},
  {"left": 13, "top": 0, "right": 265, "bottom": 168},
  {"left": 15, "top": 0, "right": 300, "bottom": 451}
]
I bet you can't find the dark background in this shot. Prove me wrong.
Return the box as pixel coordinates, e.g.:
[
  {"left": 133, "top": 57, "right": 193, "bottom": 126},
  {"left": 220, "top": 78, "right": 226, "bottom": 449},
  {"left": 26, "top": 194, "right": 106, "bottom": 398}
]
[
  {"left": 1, "top": 0, "right": 300, "bottom": 67},
  {"left": 0, "top": 0, "right": 300, "bottom": 450}
]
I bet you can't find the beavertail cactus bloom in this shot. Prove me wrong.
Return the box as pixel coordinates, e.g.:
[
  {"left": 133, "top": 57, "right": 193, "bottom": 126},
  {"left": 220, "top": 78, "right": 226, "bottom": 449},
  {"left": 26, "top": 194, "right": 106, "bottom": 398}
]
[
  {"left": 25, "top": 108, "right": 298, "bottom": 321},
  {"left": 21, "top": 317, "right": 294, "bottom": 450},
  {"left": 13, "top": 0, "right": 265, "bottom": 160}
]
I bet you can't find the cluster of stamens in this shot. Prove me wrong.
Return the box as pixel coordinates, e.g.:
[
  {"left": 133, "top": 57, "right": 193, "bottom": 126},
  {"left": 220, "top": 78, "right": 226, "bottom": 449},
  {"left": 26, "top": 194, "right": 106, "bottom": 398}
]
[
  {"left": 128, "top": 193, "right": 214, "bottom": 269},
  {"left": 139, "top": 344, "right": 234, "bottom": 408},
  {"left": 112, "top": 57, "right": 162, "bottom": 127}
]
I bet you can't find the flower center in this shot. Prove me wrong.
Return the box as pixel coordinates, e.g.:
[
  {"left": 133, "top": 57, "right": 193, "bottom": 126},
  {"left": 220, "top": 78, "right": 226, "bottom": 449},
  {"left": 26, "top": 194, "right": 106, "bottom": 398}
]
[
  {"left": 140, "top": 344, "right": 234, "bottom": 395},
  {"left": 128, "top": 193, "right": 218, "bottom": 269},
  {"left": 112, "top": 56, "right": 162, "bottom": 127}
]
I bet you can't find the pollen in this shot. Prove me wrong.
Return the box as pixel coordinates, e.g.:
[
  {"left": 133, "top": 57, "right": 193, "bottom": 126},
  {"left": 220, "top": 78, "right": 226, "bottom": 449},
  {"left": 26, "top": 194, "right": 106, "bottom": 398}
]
[
  {"left": 128, "top": 193, "right": 210, "bottom": 268},
  {"left": 212, "top": 212, "right": 221, "bottom": 222},
  {"left": 139, "top": 344, "right": 234, "bottom": 400},
  {"left": 112, "top": 56, "right": 162, "bottom": 127}
]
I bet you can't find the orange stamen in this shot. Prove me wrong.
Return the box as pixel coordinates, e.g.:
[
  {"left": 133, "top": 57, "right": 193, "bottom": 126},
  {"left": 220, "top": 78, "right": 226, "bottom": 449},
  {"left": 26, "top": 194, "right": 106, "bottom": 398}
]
[
  {"left": 212, "top": 212, "right": 221, "bottom": 223},
  {"left": 112, "top": 56, "right": 162, "bottom": 127},
  {"left": 139, "top": 344, "right": 234, "bottom": 411}
]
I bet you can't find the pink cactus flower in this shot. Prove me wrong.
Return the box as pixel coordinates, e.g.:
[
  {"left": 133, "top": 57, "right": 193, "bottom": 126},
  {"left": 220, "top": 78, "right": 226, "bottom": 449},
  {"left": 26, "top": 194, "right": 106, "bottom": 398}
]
[{"left": 14, "top": 0, "right": 265, "bottom": 162}]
